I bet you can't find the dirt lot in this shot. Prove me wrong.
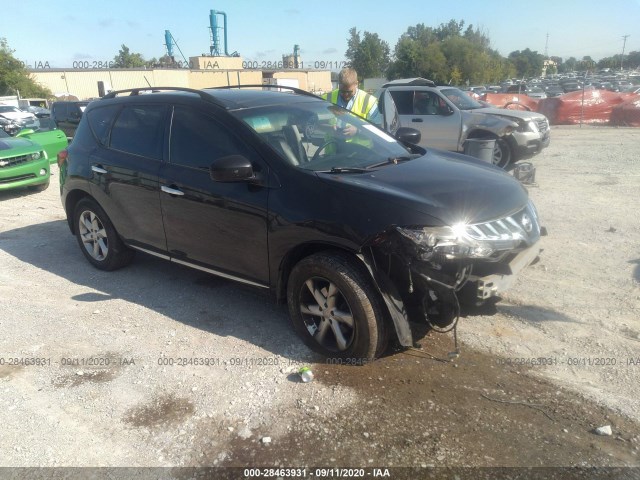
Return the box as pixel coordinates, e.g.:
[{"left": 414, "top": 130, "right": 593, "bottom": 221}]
[{"left": 0, "top": 125, "right": 639, "bottom": 478}]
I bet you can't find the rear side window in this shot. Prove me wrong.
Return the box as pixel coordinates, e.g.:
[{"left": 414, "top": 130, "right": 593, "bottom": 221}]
[
  {"left": 170, "top": 106, "right": 252, "bottom": 169},
  {"left": 86, "top": 105, "right": 120, "bottom": 145},
  {"left": 110, "top": 105, "right": 167, "bottom": 160}
]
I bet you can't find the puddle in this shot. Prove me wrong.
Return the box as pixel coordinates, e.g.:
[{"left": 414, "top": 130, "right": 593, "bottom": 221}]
[{"left": 123, "top": 394, "right": 195, "bottom": 428}]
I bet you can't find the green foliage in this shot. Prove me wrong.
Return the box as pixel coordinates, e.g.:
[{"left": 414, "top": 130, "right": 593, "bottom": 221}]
[
  {"left": 345, "top": 28, "right": 390, "bottom": 79},
  {"left": 0, "top": 38, "right": 51, "bottom": 97},
  {"left": 112, "top": 44, "right": 147, "bottom": 68},
  {"left": 387, "top": 21, "right": 512, "bottom": 84},
  {"left": 508, "top": 49, "right": 545, "bottom": 78},
  {"left": 597, "top": 51, "right": 640, "bottom": 70}
]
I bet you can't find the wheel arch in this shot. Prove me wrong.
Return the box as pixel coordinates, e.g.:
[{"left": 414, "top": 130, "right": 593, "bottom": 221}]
[
  {"left": 64, "top": 188, "right": 93, "bottom": 234},
  {"left": 277, "top": 243, "right": 413, "bottom": 349},
  {"left": 276, "top": 242, "right": 361, "bottom": 303},
  {"left": 465, "top": 128, "right": 515, "bottom": 168}
]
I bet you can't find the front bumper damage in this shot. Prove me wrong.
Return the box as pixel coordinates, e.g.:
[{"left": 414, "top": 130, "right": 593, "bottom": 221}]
[
  {"left": 472, "top": 243, "right": 541, "bottom": 301},
  {"left": 359, "top": 202, "right": 546, "bottom": 348}
]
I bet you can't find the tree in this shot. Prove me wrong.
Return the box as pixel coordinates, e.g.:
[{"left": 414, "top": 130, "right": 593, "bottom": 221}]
[
  {"left": 344, "top": 28, "right": 390, "bottom": 79},
  {"left": 508, "top": 49, "right": 545, "bottom": 78},
  {"left": 388, "top": 20, "right": 511, "bottom": 84},
  {"left": 559, "top": 57, "right": 577, "bottom": 73},
  {"left": 112, "top": 44, "right": 147, "bottom": 68},
  {"left": 0, "top": 38, "right": 51, "bottom": 97}
]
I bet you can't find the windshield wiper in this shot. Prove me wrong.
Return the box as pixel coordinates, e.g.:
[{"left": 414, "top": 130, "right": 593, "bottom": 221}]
[
  {"left": 324, "top": 167, "right": 369, "bottom": 174},
  {"left": 366, "top": 155, "right": 419, "bottom": 169}
]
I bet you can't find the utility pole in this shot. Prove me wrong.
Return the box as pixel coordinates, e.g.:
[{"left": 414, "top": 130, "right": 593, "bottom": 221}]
[
  {"left": 545, "top": 33, "right": 549, "bottom": 59},
  {"left": 621, "top": 35, "right": 629, "bottom": 71},
  {"left": 543, "top": 33, "right": 549, "bottom": 77}
]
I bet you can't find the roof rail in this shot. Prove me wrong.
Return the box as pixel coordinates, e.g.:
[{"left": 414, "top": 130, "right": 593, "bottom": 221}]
[
  {"left": 207, "top": 84, "right": 321, "bottom": 99},
  {"left": 101, "top": 86, "right": 226, "bottom": 107}
]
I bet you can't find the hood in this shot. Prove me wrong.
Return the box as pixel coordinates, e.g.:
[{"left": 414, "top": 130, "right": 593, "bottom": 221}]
[
  {"left": 0, "top": 111, "right": 34, "bottom": 121},
  {"left": 317, "top": 149, "right": 529, "bottom": 226},
  {"left": 473, "top": 106, "right": 544, "bottom": 122},
  {"left": 0, "top": 137, "right": 41, "bottom": 156}
]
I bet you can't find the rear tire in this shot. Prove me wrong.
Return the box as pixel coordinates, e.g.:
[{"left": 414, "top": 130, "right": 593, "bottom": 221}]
[
  {"left": 287, "top": 251, "right": 388, "bottom": 361},
  {"left": 73, "top": 198, "right": 134, "bottom": 271}
]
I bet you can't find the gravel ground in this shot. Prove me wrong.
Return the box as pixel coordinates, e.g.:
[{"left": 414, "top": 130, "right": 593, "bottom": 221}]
[{"left": 0, "top": 125, "right": 639, "bottom": 475}]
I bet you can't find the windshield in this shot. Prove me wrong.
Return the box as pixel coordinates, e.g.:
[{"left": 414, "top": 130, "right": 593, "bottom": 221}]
[
  {"left": 439, "top": 87, "right": 484, "bottom": 110},
  {"left": 0, "top": 106, "right": 20, "bottom": 114},
  {"left": 232, "top": 101, "right": 412, "bottom": 172}
]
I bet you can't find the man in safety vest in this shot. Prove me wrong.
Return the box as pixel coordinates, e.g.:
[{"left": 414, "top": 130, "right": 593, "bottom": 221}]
[{"left": 323, "top": 68, "right": 380, "bottom": 136}]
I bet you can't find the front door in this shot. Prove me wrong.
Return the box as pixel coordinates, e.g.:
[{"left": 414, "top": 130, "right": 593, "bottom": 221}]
[
  {"left": 388, "top": 89, "right": 461, "bottom": 151},
  {"left": 160, "top": 106, "right": 270, "bottom": 285}
]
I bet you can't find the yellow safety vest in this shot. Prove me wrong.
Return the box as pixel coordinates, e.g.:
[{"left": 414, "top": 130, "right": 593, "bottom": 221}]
[{"left": 323, "top": 89, "right": 377, "bottom": 120}]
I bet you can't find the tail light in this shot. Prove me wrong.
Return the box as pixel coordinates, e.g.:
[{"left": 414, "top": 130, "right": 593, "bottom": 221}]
[{"left": 57, "top": 149, "right": 68, "bottom": 168}]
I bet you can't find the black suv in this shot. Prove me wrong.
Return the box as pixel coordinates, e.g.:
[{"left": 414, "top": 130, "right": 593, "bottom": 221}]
[
  {"left": 51, "top": 101, "right": 90, "bottom": 138},
  {"left": 59, "top": 86, "right": 544, "bottom": 360}
]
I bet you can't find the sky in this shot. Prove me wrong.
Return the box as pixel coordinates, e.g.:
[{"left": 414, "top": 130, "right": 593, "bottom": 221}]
[{"left": 2, "top": 0, "right": 639, "bottom": 70}]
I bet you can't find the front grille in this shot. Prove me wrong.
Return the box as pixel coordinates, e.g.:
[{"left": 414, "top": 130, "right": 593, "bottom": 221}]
[
  {"left": 0, "top": 173, "right": 36, "bottom": 184},
  {"left": 0, "top": 155, "right": 30, "bottom": 169},
  {"left": 465, "top": 201, "right": 541, "bottom": 247},
  {"left": 536, "top": 118, "right": 549, "bottom": 133}
]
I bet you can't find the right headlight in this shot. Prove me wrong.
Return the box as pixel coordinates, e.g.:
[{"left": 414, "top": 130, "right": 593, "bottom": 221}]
[{"left": 397, "top": 218, "right": 527, "bottom": 262}]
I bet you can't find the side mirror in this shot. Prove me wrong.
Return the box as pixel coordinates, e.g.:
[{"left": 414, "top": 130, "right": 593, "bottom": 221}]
[
  {"left": 16, "top": 128, "right": 36, "bottom": 137},
  {"left": 438, "top": 105, "right": 454, "bottom": 116},
  {"left": 210, "top": 155, "right": 256, "bottom": 182},
  {"left": 395, "top": 127, "right": 421, "bottom": 145}
]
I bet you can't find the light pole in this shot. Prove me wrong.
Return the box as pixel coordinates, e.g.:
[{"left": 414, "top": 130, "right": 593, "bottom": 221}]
[{"left": 621, "top": 35, "right": 629, "bottom": 71}]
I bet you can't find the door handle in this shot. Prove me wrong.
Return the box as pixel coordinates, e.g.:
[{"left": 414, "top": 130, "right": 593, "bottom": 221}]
[
  {"left": 411, "top": 118, "right": 423, "bottom": 122},
  {"left": 161, "top": 185, "right": 185, "bottom": 196},
  {"left": 91, "top": 165, "right": 108, "bottom": 174}
]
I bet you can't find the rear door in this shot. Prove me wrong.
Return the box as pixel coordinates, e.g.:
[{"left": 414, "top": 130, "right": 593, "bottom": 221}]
[
  {"left": 86, "top": 103, "right": 168, "bottom": 254},
  {"left": 159, "top": 105, "right": 270, "bottom": 285},
  {"left": 388, "top": 88, "right": 461, "bottom": 151}
]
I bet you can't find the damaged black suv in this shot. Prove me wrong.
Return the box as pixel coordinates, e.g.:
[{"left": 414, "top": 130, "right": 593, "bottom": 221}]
[{"left": 59, "top": 86, "right": 544, "bottom": 360}]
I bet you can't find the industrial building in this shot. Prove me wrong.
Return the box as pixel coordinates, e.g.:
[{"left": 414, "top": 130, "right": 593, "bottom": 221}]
[{"left": 27, "top": 9, "right": 332, "bottom": 101}]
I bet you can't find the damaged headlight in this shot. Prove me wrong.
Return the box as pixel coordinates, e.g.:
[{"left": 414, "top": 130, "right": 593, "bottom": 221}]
[
  {"left": 397, "top": 220, "right": 527, "bottom": 261},
  {"left": 516, "top": 119, "right": 539, "bottom": 133}
]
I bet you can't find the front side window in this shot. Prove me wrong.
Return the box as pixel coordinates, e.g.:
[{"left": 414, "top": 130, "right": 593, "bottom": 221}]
[
  {"left": 169, "top": 107, "right": 252, "bottom": 170},
  {"left": 439, "top": 88, "right": 483, "bottom": 110},
  {"left": 110, "top": 104, "right": 166, "bottom": 160}
]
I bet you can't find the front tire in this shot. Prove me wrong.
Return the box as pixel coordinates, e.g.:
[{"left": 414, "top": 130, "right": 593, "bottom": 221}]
[
  {"left": 492, "top": 138, "right": 512, "bottom": 168},
  {"left": 73, "top": 198, "right": 134, "bottom": 271},
  {"left": 287, "top": 251, "right": 388, "bottom": 361}
]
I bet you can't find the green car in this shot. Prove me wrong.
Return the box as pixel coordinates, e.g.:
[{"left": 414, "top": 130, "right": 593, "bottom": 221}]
[
  {"left": 0, "top": 119, "right": 68, "bottom": 192},
  {"left": 0, "top": 133, "right": 50, "bottom": 191},
  {"left": 14, "top": 118, "right": 68, "bottom": 164}
]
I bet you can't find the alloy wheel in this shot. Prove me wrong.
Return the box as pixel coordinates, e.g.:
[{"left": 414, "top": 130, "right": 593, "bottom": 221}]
[
  {"left": 299, "top": 276, "right": 355, "bottom": 352},
  {"left": 78, "top": 210, "right": 108, "bottom": 261}
]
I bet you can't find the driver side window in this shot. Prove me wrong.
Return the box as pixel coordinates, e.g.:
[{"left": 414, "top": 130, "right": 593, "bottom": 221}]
[{"left": 170, "top": 106, "right": 253, "bottom": 170}]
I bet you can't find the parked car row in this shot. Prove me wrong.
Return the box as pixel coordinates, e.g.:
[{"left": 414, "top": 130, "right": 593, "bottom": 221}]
[{"left": 0, "top": 101, "right": 89, "bottom": 139}]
